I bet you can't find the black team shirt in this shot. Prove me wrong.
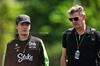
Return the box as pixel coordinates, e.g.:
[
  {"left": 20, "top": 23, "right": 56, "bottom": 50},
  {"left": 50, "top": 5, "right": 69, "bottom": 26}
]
[
  {"left": 3, "top": 35, "right": 49, "bottom": 66},
  {"left": 62, "top": 26, "right": 100, "bottom": 66}
]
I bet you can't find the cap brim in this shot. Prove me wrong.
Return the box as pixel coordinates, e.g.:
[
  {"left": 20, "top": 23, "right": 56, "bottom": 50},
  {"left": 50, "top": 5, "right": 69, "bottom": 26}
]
[{"left": 19, "top": 21, "right": 31, "bottom": 24}]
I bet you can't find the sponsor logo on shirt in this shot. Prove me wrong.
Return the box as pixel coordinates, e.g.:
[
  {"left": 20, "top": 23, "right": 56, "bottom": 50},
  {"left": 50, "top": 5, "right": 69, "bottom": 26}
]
[
  {"left": 14, "top": 44, "right": 20, "bottom": 52},
  {"left": 29, "top": 42, "right": 36, "bottom": 49},
  {"left": 17, "top": 53, "right": 33, "bottom": 62}
]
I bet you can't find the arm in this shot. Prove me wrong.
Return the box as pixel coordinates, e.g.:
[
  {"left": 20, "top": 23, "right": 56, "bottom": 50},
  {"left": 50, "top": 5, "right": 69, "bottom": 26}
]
[
  {"left": 2, "top": 45, "right": 10, "bottom": 66},
  {"left": 39, "top": 40, "right": 49, "bottom": 66},
  {"left": 61, "top": 48, "right": 68, "bottom": 66}
]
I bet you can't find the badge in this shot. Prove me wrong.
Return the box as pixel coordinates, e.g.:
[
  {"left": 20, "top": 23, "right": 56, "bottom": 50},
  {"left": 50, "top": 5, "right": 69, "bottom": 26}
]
[
  {"left": 29, "top": 42, "right": 36, "bottom": 49},
  {"left": 74, "top": 50, "right": 80, "bottom": 60},
  {"left": 14, "top": 44, "right": 20, "bottom": 52}
]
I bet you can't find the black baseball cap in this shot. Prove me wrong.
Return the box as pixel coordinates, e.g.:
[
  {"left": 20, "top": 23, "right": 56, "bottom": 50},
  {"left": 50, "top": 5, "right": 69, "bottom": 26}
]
[{"left": 16, "top": 14, "right": 31, "bottom": 25}]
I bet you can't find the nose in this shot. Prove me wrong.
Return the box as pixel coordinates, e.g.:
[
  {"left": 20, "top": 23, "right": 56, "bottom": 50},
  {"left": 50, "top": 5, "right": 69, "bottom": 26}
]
[
  {"left": 72, "top": 19, "right": 76, "bottom": 23},
  {"left": 23, "top": 25, "right": 28, "bottom": 28}
]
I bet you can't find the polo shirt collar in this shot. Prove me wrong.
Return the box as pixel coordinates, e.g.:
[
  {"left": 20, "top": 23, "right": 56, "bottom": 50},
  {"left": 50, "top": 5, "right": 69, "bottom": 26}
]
[
  {"left": 16, "top": 33, "right": 31, "bottom": 40},
  {"left": 74, "top": 25, "right": 91, "bottom": 35},
  {"left": 84, "top": 25, "right": 91, "bottom": 34}
]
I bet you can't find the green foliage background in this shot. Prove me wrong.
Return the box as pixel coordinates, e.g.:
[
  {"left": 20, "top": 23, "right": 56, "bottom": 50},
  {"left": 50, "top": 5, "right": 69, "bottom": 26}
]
[{"left": 0, "top": 0, "right": 100, "bottom": 66}]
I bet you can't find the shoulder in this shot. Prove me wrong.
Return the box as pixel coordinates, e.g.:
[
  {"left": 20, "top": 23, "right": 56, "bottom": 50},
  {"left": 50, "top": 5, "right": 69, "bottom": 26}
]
[
  {"left": 30, "top": 36, "right": 42, "bottom": 42},
  {"left": 89, "top": 26, "right": 100, "bottom": 36},
  {"left": 90, "top": 27, "right": 99, "bottom": 34},
  {"left": 7, "top": 39, "right": 17, "bottom": 46},
  {"left": 66, "top": 27, "right": 74, "bottom": 31},
  {"left": 91, "top": 28, "right": 97, "bottom": 32},
  {"left": 63, "top": 27, "right": 74, "bottom": 34}
]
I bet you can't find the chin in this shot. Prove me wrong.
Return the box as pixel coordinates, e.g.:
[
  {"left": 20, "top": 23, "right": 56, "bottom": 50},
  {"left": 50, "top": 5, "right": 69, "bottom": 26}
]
[
  {"left": 21, "top": 32, "right": 29, "bottom": 36},
  {"left": 22, "top": 34, "right": 28, "bottom": 36},
  {"left": 73, "top": 25, "right": 79, "bottom": 29},
  {"left": 74, "top": 26, "right": 78, "bottom": 29}
]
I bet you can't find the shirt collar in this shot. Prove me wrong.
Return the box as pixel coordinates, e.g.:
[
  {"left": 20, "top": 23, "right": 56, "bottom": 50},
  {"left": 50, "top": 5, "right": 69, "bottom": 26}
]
[
  {"left": 16, "top": 33, "right": 31, "bottom": 41},
  {"left": 74, "top": 25, "right": 91, "bottom": 35},
  {"left": 84, "top": 25, "right": 91, "bottom": 34}
]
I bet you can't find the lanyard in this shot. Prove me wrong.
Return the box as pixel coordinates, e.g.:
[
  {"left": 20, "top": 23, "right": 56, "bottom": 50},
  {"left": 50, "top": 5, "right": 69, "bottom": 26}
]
[{"left": 75, "top": 31, "right": 86, "bottom": 50}]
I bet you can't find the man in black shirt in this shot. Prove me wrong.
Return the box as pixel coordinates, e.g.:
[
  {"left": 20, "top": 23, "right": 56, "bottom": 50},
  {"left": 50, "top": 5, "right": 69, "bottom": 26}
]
[
  {"left": 2, "top": 14, "right": 49, "bottom": 66},
  {"left": 61, "top": 5, "right": 100, "bottom": 66}
]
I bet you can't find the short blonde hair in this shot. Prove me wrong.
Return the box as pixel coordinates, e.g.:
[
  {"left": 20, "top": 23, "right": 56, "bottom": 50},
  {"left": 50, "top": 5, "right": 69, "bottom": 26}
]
[{"left": 68, "top": 5, "right": 85, "bottom": 16}]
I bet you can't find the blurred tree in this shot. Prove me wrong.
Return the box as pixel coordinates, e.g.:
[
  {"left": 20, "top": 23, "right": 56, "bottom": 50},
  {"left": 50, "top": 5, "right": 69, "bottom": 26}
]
[
  {"left": 81, "top": 0, "right": 100, "bottom": 30},
  {"left": 23, "top": 0, "right": 73, "bottom": 66},
  {"left": 1, "top": 0, "right": 100, "bottom": 66},
  {"left": 19, "top": 0, "right": 100, "bottom": 66},
  {"left": 0, "top": 0, "right": 24, "bottom": 65}
]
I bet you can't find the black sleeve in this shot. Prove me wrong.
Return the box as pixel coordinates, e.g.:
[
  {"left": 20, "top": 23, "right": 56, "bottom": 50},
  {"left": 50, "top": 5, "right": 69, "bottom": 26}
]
[
  {"left": 62, "top": 32, "right": 67, "bottom": 48},
  {"left": 95, "top": 30, "right": 100, "bottom": 51},
  {"left": 3, "top": 44, "right": 11, "bottom": 66},
  {"left": 38, "top": 41, "right": 45, "bottom": 66}
]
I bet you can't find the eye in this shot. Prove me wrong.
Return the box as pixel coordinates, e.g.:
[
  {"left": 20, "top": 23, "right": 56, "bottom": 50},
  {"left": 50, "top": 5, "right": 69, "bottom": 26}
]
[
  {"left": 20, "top": 23, "right": 24, "bottom": 26},
  {"left": 69, "top": 18, "right": 73, "bottom": 21},
  {"left": 74, "top": 17, "right": 78, "bottom": 21},
  {"left": 26, "top": 23, "right": 30, "bottom": 26}
]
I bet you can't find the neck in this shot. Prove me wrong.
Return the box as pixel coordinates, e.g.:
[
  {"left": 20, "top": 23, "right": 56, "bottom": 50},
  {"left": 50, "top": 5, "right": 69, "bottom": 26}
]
[
  {"left": 18, "top": 34, "right": 29, "bottom": 40},
  {"left": 76, "top": 24, "right": 86, "bottom": 36}
]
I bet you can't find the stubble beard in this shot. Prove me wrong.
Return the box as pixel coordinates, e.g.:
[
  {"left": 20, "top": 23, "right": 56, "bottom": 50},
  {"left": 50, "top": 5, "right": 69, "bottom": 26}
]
[{"left": 20, "top": 32, "right": 29, "bottom": 36}]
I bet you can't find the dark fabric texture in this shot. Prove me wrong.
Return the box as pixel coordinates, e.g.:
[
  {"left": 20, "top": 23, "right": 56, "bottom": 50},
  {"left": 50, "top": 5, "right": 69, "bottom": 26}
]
[
  {"left": 4, "top": 35, "right": 45, "bottom": 66},
  {"left": 62, "top": 26, "right": 100, "bottom": 66}
]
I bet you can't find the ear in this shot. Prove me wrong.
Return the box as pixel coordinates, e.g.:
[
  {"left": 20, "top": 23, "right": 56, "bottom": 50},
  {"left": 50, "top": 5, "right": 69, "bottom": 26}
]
[
  {"left": 29, "top": 24, "right": 31, "bottom": 30},
  {"left": 16, "top": 25, "right": 18, "bottom": 29},
  {"left": 83, "top": 14, "right": 86, "bottom": 20}
]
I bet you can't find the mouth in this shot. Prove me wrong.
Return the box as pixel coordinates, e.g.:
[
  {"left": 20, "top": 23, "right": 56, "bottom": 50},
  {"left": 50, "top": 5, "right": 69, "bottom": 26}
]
[
  {"left": 73, "top": 22, "right": 78, "bottom": 25},
  {"left": 23, "top": 30, "right": 27, "bottom": 32}
]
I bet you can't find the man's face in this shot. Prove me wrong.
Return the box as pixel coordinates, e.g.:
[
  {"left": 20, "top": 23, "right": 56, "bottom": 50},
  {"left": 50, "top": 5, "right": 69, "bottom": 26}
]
[
  {"left": 69, "top": 12, "right": 84, "bottom": 29},
  {"left": 16, "top": 22, "right": 31, "bottom": 36}
]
